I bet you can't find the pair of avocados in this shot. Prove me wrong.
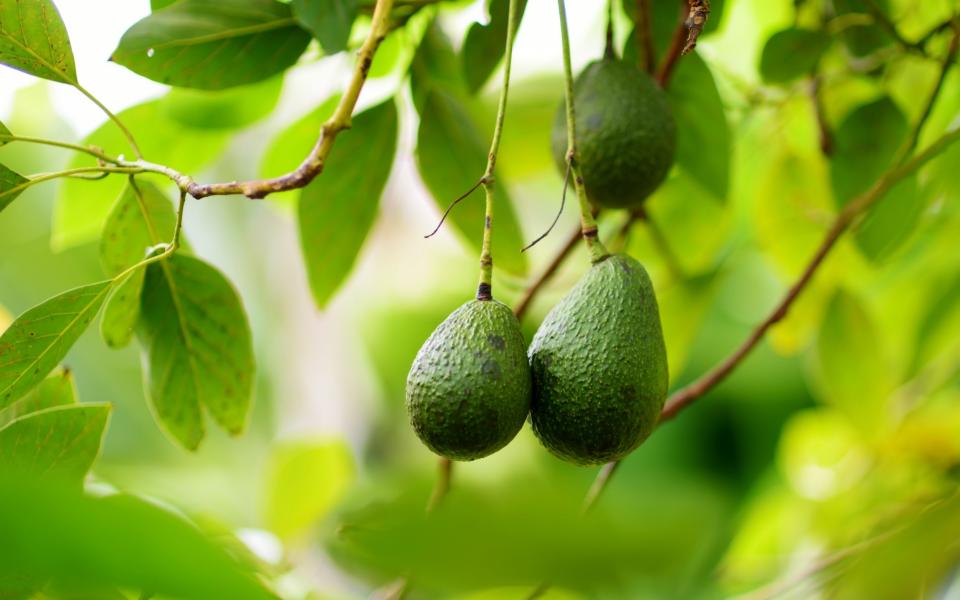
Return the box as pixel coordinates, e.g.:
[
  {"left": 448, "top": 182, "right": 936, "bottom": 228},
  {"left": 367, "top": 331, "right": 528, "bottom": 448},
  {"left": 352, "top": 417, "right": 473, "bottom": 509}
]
[{"left": 406, "top": 58, "right": 675, "bottom": 466}]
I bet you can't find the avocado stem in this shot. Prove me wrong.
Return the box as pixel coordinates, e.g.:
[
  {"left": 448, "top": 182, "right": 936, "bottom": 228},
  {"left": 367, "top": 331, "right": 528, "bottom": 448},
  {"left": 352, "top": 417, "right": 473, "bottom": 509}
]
[
  {"left": 557, "top": 0, "right": 611, "bottom": 264},
  {"left": 476, "top": 0, "right": 521, "bottom": 300}
]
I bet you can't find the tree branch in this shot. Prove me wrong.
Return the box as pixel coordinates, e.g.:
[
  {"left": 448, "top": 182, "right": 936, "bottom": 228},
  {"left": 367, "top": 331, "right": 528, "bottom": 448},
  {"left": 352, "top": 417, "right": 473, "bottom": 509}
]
[
  {"left": 635, "top": 0, "right": 656, "bottom": 73},
  {"left": 656, "top": 0, "right": 710, "bottom": 87}
]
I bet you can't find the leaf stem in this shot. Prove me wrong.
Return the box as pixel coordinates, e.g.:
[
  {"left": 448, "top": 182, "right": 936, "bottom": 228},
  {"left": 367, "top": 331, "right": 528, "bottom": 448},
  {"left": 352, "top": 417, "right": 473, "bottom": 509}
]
[
  {"left": 476, "top": 0, "right": 520, "bottom": 300},
  {"left": 635, "top": 0, "right": 656, "bottom": 73},
  {"left": 0, "top": 134, "right": 114, "bottom": 161},
  {"left": 73, "top": 83, "right": 143, "bottom": 159},
  {"left": 1, "top": 166, "right": 140, "bottom": 202},
  {"left": 557, "top": 0, "right": 609, "bottom": 263}
]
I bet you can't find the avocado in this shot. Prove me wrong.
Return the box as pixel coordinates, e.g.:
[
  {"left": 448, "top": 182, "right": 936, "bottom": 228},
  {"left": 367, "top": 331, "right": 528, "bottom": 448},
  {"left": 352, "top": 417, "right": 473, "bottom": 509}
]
[
  {"left": 528, "top": 254, "right": 668, "bottom": 465},
  {"left": 406, "top": 299, "right": 532, "bottom": 461},
  {"left": 551, "top": 58, "right": 676, "bottom": 209}
]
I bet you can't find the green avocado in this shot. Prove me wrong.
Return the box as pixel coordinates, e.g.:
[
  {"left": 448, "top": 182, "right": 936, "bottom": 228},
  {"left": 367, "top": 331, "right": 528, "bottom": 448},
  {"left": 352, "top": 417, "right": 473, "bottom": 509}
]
[
  {"left": 551, "top": 58, "right": 676, "bottom": 209},
  {"left": 406, "top": 299, "right": 532, "bottom": 461},
  {"left": 528, "top": 254, "right": 668, "bottom": 465}
]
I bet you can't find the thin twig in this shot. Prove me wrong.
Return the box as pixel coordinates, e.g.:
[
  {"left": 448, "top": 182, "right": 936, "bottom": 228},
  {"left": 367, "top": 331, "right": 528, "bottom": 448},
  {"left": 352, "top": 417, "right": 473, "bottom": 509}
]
[
  {"left": 426, "top": 457, "right": 453, "bottom": 513},
  {"left": 522, "top": 162, "right": 569, "bottom": 252},
  {"left": 73, "top": 83, "right": 143, "bottom": 159},
  {"left": 810, "top": 76, "right": 834, "bottom": 156},
  {"left": 514, "top": 224, "right": 583, "bottom": 320},
  {"left": 582, "top": 461, "right": 620, "bottom": 513},
  {"left": 423, "top": 178, "right": 483, "bottom": 238},
  {"left": 682, "top": 0, "right": 710, "bottom": 54},
  {"left": 635, "top": 0, "right": 656, "bottom": 73},
  {"left": 656, "top": 2, "right": 691, "bottom": 87},
  {"left": 859, "top": 0, "right": 925, "bottom": 55}
]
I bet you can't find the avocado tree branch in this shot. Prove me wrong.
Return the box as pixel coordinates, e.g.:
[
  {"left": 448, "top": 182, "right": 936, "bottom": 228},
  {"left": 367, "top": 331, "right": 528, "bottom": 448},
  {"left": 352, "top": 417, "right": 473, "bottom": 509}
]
[
  {"left": 656, "top": 0, "right": 710, "bottom": 87},
  {"left": 583, "top": 35, "right": 960, "bottom": 508},
  {"left": 635, "top": 0, "right": 656, "bottom": 73},
  {"left": 2, "top": 0, "right": 397, "bottom": 202}
]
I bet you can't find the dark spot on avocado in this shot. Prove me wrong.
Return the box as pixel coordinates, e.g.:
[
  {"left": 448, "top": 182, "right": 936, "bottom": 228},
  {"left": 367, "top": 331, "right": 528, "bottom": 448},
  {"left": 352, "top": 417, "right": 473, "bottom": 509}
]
[{"left": 487, "top": 334, "right": 506, "bottom": 350}]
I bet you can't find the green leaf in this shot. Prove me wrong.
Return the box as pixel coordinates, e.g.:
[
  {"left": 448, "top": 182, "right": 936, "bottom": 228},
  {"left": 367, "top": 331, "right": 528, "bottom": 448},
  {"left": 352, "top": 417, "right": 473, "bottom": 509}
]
[
  {"left": 0, "top": 368, "right": 76, "bottom": 429},
  {"left": 299, "top": 100, "right": 397, "bottom": 309},
  {"left": 53, "top": 100, "right": 227, "bottom": 251},
  {"left": 0, "top": 161, "right": 28, "bottom": 212},
  {"left": 100, "top": 181, "right": 177, "bottom": 277},
  {"left": 160, "top": 76, "right": 284, "bottom": 131},
  {"left": 461, "top": 0, "right": 528, "bottom": 94},
  {"left": 138, "top": 254, "right": 254, "bottom": 450},
  {"left": 665, "top": 52, "right": 730, "bottom": 201},
  {"left": 0, "top": 475, "right": 275, "bottom": 600},
  {"left": 0, "top": 119, "right": 10, "bottom": 145},
  {"left": 151, "top": 0, "right": 177, "bottom": 9},
  {"left": 100, "top": 270, "right": 146, "bottom": 350},
  {"left": 111, "top": 0, "right": 311, "bottom": 90},
  {"left": 291, "top": 0, "right": 359, "bottom": 54},
  {"left": 759, "top": 28, "right": 831, "bottom": 84},
  {"left": 264, "top": 438, "right": 354, "bottom": 541},
  {"left": 0, "top": 0, "right": 77, "bottom": 83},
  {"left": 416, "top": 90, "right": 527, "bottom": 276},
  {"left": 0, "top": 404, "right": 110, "bottom": 486},
  {"left": 0, "top": 282, "right": 111, "bottom": 411},
  {"left": 830, "top": 97, "right": 919, "bottom": 261},
  {"left": 260, "top": 94, "right": 341, "bottom": 206},
  {"left": 814, "top": 289, "right": 894, "bottom": 435}
]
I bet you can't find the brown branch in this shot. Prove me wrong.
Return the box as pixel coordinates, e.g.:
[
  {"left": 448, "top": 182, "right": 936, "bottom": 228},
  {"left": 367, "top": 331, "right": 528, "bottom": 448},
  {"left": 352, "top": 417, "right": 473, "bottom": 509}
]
[
  {"left": 109, "top": 0, "right": 397, "bottom": 200},
  {"left": 513, "top": 224, "right": 583, "bottom": 320},
  {"left": 635, "top": 0, "right": 656, "bottom": 73},
  {"left": 810, "top": 76, "right": 833, "bottom": 156},
  {"left": 656, "top": 0, "right": 710, "bottom": 87}
]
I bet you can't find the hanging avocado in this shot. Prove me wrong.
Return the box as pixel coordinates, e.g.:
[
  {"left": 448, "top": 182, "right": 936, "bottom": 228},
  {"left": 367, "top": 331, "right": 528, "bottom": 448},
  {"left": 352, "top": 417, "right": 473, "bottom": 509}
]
[
  {"left": 551, "top": 58, "right": 676, "bottom": 209},
  {"left": 528, "top": 254, "right": 668, "bottom": 465},
  {"left": 406, "top": 299, "right": 532, "bottom": 461}
]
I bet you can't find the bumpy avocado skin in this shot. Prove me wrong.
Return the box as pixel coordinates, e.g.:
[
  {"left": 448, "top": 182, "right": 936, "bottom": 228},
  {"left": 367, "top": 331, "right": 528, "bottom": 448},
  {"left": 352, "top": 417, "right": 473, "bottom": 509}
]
[
  {"left": 551, "top": 58, "right": 676, "bottom": 209},
  {"left": 406, "top": 299, "right": 532, "bottom": 461},
  {"left": 529, "top": 254, "right": 668, "bottom": 465}
]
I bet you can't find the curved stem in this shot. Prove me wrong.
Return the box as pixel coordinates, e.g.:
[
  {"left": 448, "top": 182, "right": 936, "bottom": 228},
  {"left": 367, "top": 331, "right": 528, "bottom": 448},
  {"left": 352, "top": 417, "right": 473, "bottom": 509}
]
[
  {"left": 0, "top": 135, "right": 115, "bottom": 162},
  {"left": 74, "top": 83, "right": 143, "bottom": 159},
  {"left": 514, "top": 224, "right": 583, "bottom": 320},
  {"left": 557, "top": 0, "right": 609, "bottom": 263}
]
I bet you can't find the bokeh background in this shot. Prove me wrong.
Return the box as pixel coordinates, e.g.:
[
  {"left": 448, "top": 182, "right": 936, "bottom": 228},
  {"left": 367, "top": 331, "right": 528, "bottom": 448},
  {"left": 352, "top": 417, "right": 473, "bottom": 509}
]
[{"left": 3, "top": 0, "right": 960, "bottom": 598}]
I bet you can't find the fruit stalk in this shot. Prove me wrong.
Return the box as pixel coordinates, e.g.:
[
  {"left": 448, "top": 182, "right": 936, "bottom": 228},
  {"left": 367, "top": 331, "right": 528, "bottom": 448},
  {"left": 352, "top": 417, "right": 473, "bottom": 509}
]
[
  {"left": 556, "top": 0, "right": 610, "bottom": 264},
  {"left": 477, "top": 0, "right": 521, "bottom": 300}
]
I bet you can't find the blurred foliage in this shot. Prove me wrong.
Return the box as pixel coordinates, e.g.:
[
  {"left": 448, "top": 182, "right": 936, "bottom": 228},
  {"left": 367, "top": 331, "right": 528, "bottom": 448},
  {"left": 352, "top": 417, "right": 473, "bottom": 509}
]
[{"left": 1, "top": 0, "right": 960, "bottom": 598}]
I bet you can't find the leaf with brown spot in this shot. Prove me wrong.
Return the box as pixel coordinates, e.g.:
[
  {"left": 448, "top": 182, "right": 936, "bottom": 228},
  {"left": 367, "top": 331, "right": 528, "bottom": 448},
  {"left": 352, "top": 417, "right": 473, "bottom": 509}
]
[
  {"left": 0, "top": 0, "right": 77, "bottom": 83},
  {"left": 138, "top": 254, "right": 254, "bottom": 450}
]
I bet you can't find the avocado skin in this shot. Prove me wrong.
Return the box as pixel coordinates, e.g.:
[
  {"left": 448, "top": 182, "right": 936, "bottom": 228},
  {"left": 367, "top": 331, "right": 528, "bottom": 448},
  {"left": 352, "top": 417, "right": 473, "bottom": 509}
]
[
  {"left": 406, "top": 299, "right": 532, "bottom": 461},
  {"left": 529, "top": 254, "right": 668, "bottom": 465},
  {"left": 551, "top": 58, "right": 676, "bottom": 209}
]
